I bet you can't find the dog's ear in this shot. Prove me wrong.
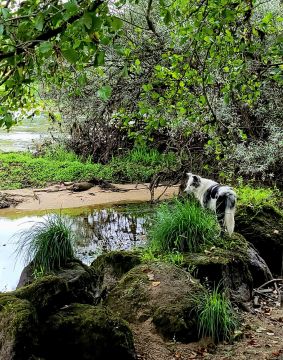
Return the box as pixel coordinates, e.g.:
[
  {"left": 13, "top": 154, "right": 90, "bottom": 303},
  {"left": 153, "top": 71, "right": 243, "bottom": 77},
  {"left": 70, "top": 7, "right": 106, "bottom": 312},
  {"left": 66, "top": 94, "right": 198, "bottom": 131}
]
[
  {"left": 186, "top": 172, "right": 192, "bottom": 178},
  {"left": 192, "top": 175, "right": 201, "bottom": 187}
]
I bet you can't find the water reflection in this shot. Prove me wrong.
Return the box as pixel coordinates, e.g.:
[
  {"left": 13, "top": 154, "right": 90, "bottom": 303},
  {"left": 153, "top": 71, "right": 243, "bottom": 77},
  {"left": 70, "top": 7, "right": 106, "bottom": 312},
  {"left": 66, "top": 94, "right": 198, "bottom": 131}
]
[
  {"left": 0, "top": 204, "right": 152, "bottom": 292},
  {"left": 74, "top": 206, "right": 151, "bottom": 264}
]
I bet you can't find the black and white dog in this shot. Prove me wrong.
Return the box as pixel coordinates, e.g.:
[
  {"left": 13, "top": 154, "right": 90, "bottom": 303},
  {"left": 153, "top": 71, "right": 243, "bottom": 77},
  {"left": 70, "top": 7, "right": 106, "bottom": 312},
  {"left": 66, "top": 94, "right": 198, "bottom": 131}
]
[{"left": 180, "top": 173, "right": 236, "bottom": 236}]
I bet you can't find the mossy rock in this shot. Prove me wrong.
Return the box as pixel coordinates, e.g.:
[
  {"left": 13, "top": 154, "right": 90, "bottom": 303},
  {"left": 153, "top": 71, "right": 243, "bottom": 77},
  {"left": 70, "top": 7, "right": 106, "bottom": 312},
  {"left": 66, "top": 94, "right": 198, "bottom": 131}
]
[
  {"left": 0, "top": 294, "right": 38, "bottom": 360},
  {"left": 91, "top": 250, "right": 141, "bottom": 295},
  {"left": 235, "top": 205, "right": 283, "bottom": 275},
  {"left": 182, "top": 233, "right": 272, "bottom": 302},
  {"left": 38, "top": 303, "right": 136, "bottom": 360},
  {"left": 15, "top": 261, "right": 99, "bottom": 316},
  {"left": 106, "top": 262, "right": 204, "bottom": 342}
]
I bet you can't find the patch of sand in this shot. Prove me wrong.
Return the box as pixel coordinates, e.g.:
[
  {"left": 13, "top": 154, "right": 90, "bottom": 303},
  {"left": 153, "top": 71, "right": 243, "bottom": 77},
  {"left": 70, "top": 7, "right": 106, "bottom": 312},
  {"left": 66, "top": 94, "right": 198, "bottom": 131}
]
[{"left": 1, "top": 183, "right": 179, "bottom": 212}]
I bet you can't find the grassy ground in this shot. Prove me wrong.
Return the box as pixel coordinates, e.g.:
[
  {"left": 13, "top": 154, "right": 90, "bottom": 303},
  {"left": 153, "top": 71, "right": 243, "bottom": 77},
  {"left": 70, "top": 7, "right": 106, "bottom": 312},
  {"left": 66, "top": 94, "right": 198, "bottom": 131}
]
[{"left": 0, "top": 147, "right": 179, "bottom": 190}]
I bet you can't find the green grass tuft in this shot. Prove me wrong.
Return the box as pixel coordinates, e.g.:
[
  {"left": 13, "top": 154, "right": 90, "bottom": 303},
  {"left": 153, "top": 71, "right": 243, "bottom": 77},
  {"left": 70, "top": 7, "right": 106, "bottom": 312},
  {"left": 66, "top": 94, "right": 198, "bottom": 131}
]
[
  {"left": 16, "top": 214, "right": 76, "bottom": 274},
  {"left": 147, "top": 198, "right": 220, "bottom": 253},
  {"left": 195, "top": 286, "right": 238, "bottom": 343}
]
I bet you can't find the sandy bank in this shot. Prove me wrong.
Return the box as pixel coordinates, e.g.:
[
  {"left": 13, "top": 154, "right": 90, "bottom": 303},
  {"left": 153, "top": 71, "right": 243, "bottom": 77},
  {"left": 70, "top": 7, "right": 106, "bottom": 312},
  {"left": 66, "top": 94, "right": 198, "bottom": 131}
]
[{"left": 1, "top": 183, "right": 179, "bottom": 212}]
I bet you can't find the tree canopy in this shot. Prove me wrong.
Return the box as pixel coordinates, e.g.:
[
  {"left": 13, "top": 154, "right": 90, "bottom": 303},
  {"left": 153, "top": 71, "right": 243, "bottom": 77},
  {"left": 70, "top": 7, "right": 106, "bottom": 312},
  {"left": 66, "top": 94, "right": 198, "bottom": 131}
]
[
  {"left": 1, "top": 0, "right": 283, "bottom": 182},
  {"left": 0, "top": 0, "right": 122, "bottom": 127}
]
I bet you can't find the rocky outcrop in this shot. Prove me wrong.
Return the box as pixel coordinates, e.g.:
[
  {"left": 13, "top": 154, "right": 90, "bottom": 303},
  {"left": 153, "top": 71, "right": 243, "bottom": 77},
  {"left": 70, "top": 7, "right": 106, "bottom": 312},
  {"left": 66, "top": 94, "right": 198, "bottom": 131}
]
[
  {"left": 0, "top": 295, "right": 38, "bottom": 360},
  {"left": 182, "top": 233, "right": 272, "bottom": 302},
  {"left": 0, "top": 260, "right": 137, "bottom": 360},
  {"left": 106, "top": 262, "right": 205, "bottom": 342},
  {"left": 235, "top": 205, "right": 283, "bottom": 275},
  {"left": 39, "top": 304, "right": 136, "bottom": 360},
  {"left": 91, "top": 250, "right": 142, "bottom": 296}
]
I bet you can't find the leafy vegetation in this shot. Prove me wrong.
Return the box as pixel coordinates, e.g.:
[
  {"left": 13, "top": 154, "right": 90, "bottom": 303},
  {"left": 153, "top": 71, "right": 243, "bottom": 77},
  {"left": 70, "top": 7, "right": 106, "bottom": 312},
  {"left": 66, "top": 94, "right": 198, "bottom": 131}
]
[
  {"left": 16, "top": 214, "right": 76, "bottom": 274},
  {"left": 194, "top": 286, "right": 239, "bottom": 343},
  {"left": 236, "top": 185, "right": 280, "bottom": 209},
  {"left": 0, "top": 145, "right": 180, "bottom": 189},
  {"left": 1, "top": 0, "right": 282, "bottom": 185},
  {"left": 147, "top": 198, "right": 220, "bottom": 253}
]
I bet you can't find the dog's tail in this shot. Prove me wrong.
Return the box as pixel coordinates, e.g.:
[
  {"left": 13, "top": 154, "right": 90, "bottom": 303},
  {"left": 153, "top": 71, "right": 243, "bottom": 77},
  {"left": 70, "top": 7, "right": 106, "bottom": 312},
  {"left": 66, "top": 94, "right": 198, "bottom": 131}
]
[{"left": 224, "top": 192, "right": 236, "bottom": 236}]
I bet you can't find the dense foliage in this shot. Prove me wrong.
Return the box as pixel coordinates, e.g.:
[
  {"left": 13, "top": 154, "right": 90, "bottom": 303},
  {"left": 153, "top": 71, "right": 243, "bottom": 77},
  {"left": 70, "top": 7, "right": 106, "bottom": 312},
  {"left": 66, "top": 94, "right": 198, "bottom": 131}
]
[{"left": 1, "top": 0, "right": 282, "bottom": 184}]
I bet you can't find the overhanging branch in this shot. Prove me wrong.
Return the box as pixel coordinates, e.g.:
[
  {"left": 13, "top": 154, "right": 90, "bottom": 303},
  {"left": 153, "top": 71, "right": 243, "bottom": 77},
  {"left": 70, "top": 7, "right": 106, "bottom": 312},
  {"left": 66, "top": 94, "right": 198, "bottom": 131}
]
[{"left": 0, "top": 0, "right": 104, "bottom": 61}]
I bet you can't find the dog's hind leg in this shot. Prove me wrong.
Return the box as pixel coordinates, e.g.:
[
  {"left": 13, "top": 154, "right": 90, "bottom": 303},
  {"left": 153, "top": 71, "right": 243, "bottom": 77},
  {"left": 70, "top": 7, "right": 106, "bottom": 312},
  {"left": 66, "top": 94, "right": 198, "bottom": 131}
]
[
  {"left": 224, "top": 194, "right": 236, "bottom": 236},
  {"left": 216, "top": 195, "right": 226, "bottom": 233}
]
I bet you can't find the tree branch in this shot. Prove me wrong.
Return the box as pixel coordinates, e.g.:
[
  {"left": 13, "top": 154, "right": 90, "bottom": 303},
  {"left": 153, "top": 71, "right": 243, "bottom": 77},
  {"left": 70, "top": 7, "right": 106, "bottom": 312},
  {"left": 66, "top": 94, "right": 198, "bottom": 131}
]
[{"left": 0, "top": 0, "right": 104, "bottom": 61}]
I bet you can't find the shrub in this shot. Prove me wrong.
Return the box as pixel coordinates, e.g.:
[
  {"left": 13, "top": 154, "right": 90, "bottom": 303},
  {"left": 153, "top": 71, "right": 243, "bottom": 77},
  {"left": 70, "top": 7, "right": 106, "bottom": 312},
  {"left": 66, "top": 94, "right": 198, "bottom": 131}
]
[
  {"left": 236, "top": 185, "right": 279, "bottom": 209},
  {"left": 16, "top": 214, "right": 75, "bottom": 274},
  {"left": 147, "top": 198, "right": 219, "bottom": 253},
  {"left": 194, "top": 286, "right": 238, "bottom": 343}
]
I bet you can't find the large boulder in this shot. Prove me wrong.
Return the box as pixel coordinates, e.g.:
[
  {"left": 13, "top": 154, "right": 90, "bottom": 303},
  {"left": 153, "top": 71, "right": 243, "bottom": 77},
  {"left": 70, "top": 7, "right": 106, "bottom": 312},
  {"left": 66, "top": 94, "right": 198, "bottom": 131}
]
[
  {"left": 16, "top": 260, "right": 100, "bottom": 312},
  {"left": 182, "top": 233, "right": 272, "bottom": 302},
  {"left": 91, "top": 250, "right": 141, "bottom": 296},
  {"left": 106, "top": 262, "right": 205, "bottom": 342},
  {"left": 38, "top": 304, "right": 136, "bottom": 360},
  {"left": 235, "top": 205, "right": 283, "bottom": 275},
  {"left": 0, "top": 294, "right": 37, "bottom": 360}
]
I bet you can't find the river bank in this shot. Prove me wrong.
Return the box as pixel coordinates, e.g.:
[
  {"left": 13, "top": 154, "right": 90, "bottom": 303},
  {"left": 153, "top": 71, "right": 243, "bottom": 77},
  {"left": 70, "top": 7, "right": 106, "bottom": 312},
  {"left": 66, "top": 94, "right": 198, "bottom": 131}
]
[{"left": 0, "top": 183, "right": 178, "bottom": 213}]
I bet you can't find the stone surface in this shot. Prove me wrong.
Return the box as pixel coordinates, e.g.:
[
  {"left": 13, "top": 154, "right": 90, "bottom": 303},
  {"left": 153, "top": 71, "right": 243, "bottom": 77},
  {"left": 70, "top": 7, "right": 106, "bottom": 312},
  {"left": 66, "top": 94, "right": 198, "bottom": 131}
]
[
  {"left": 0, "top": 294, "right": 37, "bottom": 360},
  {"left": 235, "top": 205, "right": 283, "bottom": 275},
  {"left": 106, "top": 262, "right": 205, "bottom": 342},
  {"left": 38, "top": 303, "right": 136, "bottom": 360}
]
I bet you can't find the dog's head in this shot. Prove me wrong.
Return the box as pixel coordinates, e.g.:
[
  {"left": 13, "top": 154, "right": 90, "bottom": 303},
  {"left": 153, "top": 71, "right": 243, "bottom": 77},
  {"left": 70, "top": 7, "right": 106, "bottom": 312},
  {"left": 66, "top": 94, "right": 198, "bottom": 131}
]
[{"left": 179, "top": 173, "right": 201, "bottom": 195}]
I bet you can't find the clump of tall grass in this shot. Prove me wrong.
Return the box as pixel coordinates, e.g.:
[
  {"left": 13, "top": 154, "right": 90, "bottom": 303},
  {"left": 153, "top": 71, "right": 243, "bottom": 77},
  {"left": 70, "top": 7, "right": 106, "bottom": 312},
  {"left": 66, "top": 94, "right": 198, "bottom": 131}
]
[
  {"left": 147, "top": 198, "right": 219, "bottom": 253},
  {"left": 194, "top": 286, "right": 238, "bottom": 343},
  {"left": 16, "top": 214, "right": 76, "bottom": 274},
  {"left": 125, "top": 146, "right": 177, "bottom": 167}
]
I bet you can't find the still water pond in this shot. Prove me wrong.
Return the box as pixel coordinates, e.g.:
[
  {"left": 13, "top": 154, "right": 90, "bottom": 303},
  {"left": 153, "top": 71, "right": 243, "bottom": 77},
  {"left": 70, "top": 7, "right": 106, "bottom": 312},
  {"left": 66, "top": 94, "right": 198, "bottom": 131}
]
[{"left": 0, "top": 204, "right": 153, "bottom": 292}]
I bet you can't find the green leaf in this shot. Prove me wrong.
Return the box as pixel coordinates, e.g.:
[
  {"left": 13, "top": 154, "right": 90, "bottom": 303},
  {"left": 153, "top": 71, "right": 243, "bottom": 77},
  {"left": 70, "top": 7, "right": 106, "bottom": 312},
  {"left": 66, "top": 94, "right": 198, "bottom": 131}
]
[
  {"left": 61, "top": 48, "right": 79, "bottom": 63},
  {"left": 164, "top": 10, "right": 172, "bottom": 25},
  {"left": 262, "top": 12, "right": 273, "bottom": 25},
  {"left": 0, "top": 24, "right": 4, "bottom": 35},
  {"left": 38, "top": 42, "right": 53, "bottom": 54},
  {"left": 94, "top": 51, "right": 105, "bottom": 66},
  {"left": 34, "top": 14, "right": 44, "bottom": 31},
  {"left": 111, "top": 16, "right": 123, "bottom": 31},
  {"left": 64, "top": 1, "right": 79, "bottom": 17},
  {"left": 121, "top": 65, "right": 128, "bottom": 77},
  {"left": 82, "top": 12, "right": 93, "bottom": 29},
  {"left": 91, "top": 16, "right": 103, "bottom": 30},
  {"left": 97, "top": 85, "right": 112, "bottom": 101}
]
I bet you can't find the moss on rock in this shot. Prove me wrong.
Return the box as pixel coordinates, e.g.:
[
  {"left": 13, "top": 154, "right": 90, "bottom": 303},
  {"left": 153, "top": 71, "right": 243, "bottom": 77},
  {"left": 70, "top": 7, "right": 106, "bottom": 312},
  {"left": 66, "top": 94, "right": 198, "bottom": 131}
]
[
  {"left": 106, "top": 262, "right": 204, "bottom": 342},
  {"left": 15, "top": 275, "right": 69, "bottom": 315},
  {"left": 0, "top": 294, "right": 38, "bottom": 360},
  {"left": 39, "top": 303, "right": 136, "bottom": 360},
  {"left": 182, "top": 233, "right": 272, "bottom": 301},
  {"left": 91, "top": 250, "right": 142, "bottom": 296},
  {"left": 235, "top": 204, "right": 283, "bottom": 275},
  {"left": 92, "top": 250, "right": 141, "bottom": 278}
]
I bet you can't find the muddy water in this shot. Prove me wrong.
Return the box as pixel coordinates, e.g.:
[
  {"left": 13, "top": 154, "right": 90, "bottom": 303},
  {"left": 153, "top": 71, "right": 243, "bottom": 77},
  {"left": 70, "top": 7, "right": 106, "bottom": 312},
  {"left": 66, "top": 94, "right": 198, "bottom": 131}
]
[{"left": 0, "top": 204, "right": 153, "bottom": 292}]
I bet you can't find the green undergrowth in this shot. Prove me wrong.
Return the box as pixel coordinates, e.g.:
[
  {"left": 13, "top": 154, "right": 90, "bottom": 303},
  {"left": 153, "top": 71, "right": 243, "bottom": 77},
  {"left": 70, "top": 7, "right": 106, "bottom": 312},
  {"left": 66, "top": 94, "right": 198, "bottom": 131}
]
[
  {"left": 0, "top": 146, "right": 180, "bottom": 189},
  {"left": 236, "top": 185, "right": 280, "bottom": 209},
  {"left": 193, "top": 285, "right": 239, "bottom": 343},
  {"left": 147, "top": 198, "right": 220, "bottom": 253}
]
